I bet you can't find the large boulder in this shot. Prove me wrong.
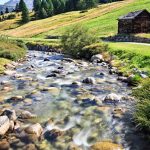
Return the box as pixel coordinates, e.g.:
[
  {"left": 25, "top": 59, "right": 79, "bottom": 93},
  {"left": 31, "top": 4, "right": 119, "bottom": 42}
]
[
  {"left": 103, "top": 93, "right": 121, "bottom": 104},
  {"left": 91, "top": 141, "right": 123, "bottom": 150},
  {"left": 91, "top": 54, "right": 104, "bottom": 63},
  {"left": 0, "top": 116, "right": 10, "bottom": 135},
  {"left": 1, "top": 109, "right": 17, "bottom": 121},
  {"left": 25, "top": 123, "right": 43, "bottom": 138}
]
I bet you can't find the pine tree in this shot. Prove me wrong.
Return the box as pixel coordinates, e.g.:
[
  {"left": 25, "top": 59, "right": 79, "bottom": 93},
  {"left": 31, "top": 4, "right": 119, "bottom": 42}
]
[
  {"left": 46, "top": 0, "right": 54, "bottom": 16},
  {"left": 51, "top": 0, "right": 61, "bottom": 14},
  {"left": 33, "top": 0, "right": 41, "bottom": 12},
  {"left": 39, "top": 7, "right": 48, "bottom": 19},
  {"left": 15, "top": 3, "right": 20, "bottom": 12},
  {"left": 85, "top": 0, "right": 97, "bottom": 9},
  {"left": 5, "top": 7, "right": 9, "bottom": 13},
  {"left": 19, "top": 0, "right": 30, "bottom": 23},
  {"left": 0, "top": 11, "right": 4, "bottom": 16},
  {"left": 59, "top": 0, "right": 65, "bottom": 13}
]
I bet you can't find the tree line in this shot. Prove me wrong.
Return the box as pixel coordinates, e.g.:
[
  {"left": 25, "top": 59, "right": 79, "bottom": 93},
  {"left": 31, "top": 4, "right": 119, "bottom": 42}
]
[{"left": 0, "top": 0, "right": 121, "bottom": 23}]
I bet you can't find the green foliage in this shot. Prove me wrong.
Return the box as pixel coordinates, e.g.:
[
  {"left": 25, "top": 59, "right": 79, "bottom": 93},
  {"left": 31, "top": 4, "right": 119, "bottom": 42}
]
[
  {"left": 0, "top": 36, "right": 27, "bottom": 61},
  {"left": 19, "top": 0, "right": 30, "bottom": 23},
  {"left": 61, "top": 25, "right": 99, "bottom": 58},
  {"left": 133, "top": 79, "right": 150, "bottom": 132},
  {"left": 81, "top": 43, "right": 108, "bottom": 59},
  {"left": 33, "top": 0, "right": 41, "bottom": 12}
]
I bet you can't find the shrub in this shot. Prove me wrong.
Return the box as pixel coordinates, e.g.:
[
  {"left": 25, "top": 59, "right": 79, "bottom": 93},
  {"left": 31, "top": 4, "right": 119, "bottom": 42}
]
[
  {"left": 132, "top": 79, "right": 150, "bottom": 132},
  {"left": 81, "top": 43, "right": 108, "bottom": 59},
  {"left": 7, "top": 14, "right": 16, "bottom": 19},
  {"left": 61, "top": 24, "right": 98, "bottom": 58}
]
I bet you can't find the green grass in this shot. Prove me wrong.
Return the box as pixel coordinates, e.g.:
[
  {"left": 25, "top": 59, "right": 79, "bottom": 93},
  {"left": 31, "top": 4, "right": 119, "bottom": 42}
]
[
  {"left": 108, "top": 42, "right": 150, "bottom": 76},
  {"left": 0, "top": 37, "right": 27, "bottom": 73},
  {"left": 109, "top": 42, "right": 150, "bottom": 57},
  {"left": 132, "top": 79, "right": 150, "bottom": 132}
]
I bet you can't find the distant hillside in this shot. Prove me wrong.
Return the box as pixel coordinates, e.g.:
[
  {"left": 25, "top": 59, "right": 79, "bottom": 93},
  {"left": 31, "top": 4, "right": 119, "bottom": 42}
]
[
  {"left": 0, "top": 0, "right": 150, "bottom": 39},
  {"left": 0, "top": 0, "right": 33, "bottom": 12}
]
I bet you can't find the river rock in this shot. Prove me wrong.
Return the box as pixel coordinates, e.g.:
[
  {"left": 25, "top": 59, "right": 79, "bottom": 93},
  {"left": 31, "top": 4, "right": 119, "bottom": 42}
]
[
  {"left": 42, "top": 87, "right": 60, "bottom": 96},
  {"left": 91, "top": 141, "right": 123, "bottom": 150},
  {"left": 91, "top": 54, "right": 104, "bottom": 63},
  {"left": 72, "top": 81, "right": 82, "bottom": 86},
  {"left": 20, "top": 111, "right": 37, "bottom": 119},
  {"left": 0, "top": 140, "right": 10, "bottom": 150},
  {"left": 4, "top": 70, "right": 16, "bottom": 76},
  {"left": 44, "top": 129, "right": 64, "bottom": 141},
  {"left": 68, "top": 143, "right": 82, "bottom": 150},
  {"left": 1, "top": 81, "right": 10, "bottom": 85},
  {"left": 25, "top": 123, "right": 43, "bottom": 138},
  {"left": 117, "top": 76, "right": 128, "bottom": 82},
  {"left": 1, "top": 109, "right": 17, "bottom": 121},
  {"left": 103, "top": 93, "right": 121, "bottom": 104},
  {"left": 44, "top": 58, "right": 50, "bottom": 61},
  {"left": 46, "top": 73, "right": 57, "bottom": 78},
  {"left": 82, "top": 77, "right": 95, "bottom": 84},
  {"left": 0, "top": 116, "right": 10, "bottom": 135},
  {"left": 109, "top": 67, "right": 118, "bottom": 74},
  {"left": 63, "top": 58, "right": 76, "bottom": 63},
  {"left": 23, "top": 143, "right": 37, "bottom": 150},
  {"left": 112, "top": 108, "right": 125, "bottom": 119},
  {"left": 10, "top": 96, "right": 23, "bottom": 101}
]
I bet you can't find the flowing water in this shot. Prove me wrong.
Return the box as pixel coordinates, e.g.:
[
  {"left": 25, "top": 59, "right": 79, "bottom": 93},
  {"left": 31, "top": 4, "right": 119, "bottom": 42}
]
[{"left": 0, "top": 51, "right": 149, "bottom": 150}]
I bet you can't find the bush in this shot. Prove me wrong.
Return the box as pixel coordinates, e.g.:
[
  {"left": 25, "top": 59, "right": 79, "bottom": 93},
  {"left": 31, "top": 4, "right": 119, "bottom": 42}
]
[
  {"left": 61, "top": 24, "right": 98, "bottom": 58},
  {"left": 7, "top": 14, "right": 16, "bottom": 19},
  {"left": 133, "top": 79, "right": 150, "bottom": 132},
  {"left": 81, "top": 43, "right": 108, "bottom": 59}
]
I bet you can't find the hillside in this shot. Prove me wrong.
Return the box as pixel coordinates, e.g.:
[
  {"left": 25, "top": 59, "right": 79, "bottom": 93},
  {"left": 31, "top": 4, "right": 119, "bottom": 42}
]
[{"left": 0, "top": 0, "right": 150, "bottom": 38}]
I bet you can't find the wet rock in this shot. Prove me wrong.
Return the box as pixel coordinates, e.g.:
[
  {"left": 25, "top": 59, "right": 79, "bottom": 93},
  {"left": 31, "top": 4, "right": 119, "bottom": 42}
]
[
  {"left": 0, "top": 140, "right": 10, "bottom": 150},
  {"left": 42, "top": 87, "right": 60, "bottom": 96},
  {"left": 51, "top": 70, "right": 62, "bottom": 74},
  {"left": 1, "top": 109, "right": 17, "bottom": 121},
  {"left": 82, "top": 77, "right": 95, "bottom": 84},
  {"left": 91, "top": 141, "right": 123, "bottom": 150},
  {"left": 140, "top": 73, "right": 148, "bottom": 78},
  {"left": 44, "top": 58, "right": 50, "bottom": 61},
  {"left": 20, "top": 111, "right": 37, "bottom": 119},
  {"left": 4, "top": 70, "right": 16, "bottom": 76},
  {"left": 25, "top": 123, "right": 43, "bottom": 138},
  {"left": 1, "top": 81, "right": 10, "bottom": 85},
  {"left": 63, "top": 58, "right": 76, "bottom": 63},
  {"left": 109, "top": 67, "right": 118, "bottom": 74},
  {"left": 91, "top": 54, "right": 104, "bottom": 63},
  {"left": 112, "top": 108, "right": 125, "bottom": 119},
  {"left": 10, "top": 96, "right": 23, "bottom": 101},
  {"left": 4, "top": 63, "right": 15, "bottom": 69},
  {"left": 46, "top": 73, "right": 57, "bottom": 78},
  {"left": 9, "top": 120, "right": 15, "bottom": 131},
  {"left": 117, "top": 76, "right": 128, "bottom": 82},
  {"left": 44, "top": 129, "right": 63, "bottom": 141},
  {"left": 72, "top": 81, "right": 82, "bottom": 86},
  {"left": 0, "top": 116, "right": 10, "bottom": 135},
  {"left": 103, "top": 93, "right": 121, "bottom": 104},
  {"left": 23, "top": 98, "right": 32, "bottom": 105}
]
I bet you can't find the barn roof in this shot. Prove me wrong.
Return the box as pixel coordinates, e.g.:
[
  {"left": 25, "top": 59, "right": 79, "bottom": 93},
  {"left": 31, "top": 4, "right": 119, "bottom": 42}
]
[{"left": 118, "top": 9, "right": 150, "bottom": 20}]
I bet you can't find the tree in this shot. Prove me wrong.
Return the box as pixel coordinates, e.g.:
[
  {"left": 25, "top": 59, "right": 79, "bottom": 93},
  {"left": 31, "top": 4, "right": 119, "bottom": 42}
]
[
  {"left": 15, "top": 3, "right": 20, "bottom": 12},
  {"left": 19, "top": 0, "right": 30, "bottom": 23},
  {"left": 38, "top": 7, "right": 48, "bottom": 19},
  {"left": 46, "top": 0, "right": 54, "bottom": 16},
  {"left": 33, "top": 0, "right": 41, "bottom": 12},
  {"left": 51, "top": 0, "right": 61, "bottom": 14},
  {"left": 5, "top": 7, "right": 9, "bottom": 13},
  {"left": 0, "top": 11, "right": 4, "bottom": 16},
  {"left": 61, "top": 24, "right": 98, "bottom": 58},
  {"left": 85, "top": 0, "right": 97, "bottom": 9}
]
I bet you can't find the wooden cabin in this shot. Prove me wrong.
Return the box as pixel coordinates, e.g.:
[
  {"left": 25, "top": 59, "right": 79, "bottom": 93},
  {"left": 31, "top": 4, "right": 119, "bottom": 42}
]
[{"left": 118, "top": 9, "right": 150, "bottom": 34}]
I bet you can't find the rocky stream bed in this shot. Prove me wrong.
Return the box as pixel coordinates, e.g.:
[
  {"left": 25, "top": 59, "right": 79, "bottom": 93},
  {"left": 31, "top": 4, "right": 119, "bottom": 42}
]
[{"left": 0, "top": 51, "right": 149, "bottom": 150}]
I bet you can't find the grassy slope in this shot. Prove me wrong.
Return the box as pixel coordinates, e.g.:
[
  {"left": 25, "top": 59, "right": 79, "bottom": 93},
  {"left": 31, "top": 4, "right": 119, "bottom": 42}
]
[
  {"left": 0, "top": 0, "right": 138, "bottom": 38},
  {"left": 1, "top": 0, "right": 150, "bottom": 38}
]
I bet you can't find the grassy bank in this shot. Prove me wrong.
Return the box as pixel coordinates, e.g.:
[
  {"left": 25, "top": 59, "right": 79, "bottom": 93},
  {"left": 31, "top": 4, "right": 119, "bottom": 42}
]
[
  {"left": 108, "top": 42, "right": 150, "bottom": 76},
  {"left": 0, "top": 37, "right": 27, "bottom": 73}
]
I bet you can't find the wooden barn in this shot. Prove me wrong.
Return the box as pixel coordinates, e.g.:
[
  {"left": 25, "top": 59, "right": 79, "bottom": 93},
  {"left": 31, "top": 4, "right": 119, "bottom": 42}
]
[{"left": 118, "top": 9, "right": 150, "bottom": 34}]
